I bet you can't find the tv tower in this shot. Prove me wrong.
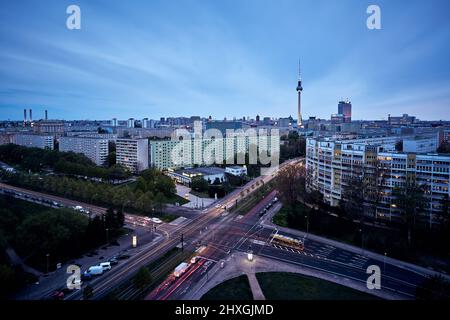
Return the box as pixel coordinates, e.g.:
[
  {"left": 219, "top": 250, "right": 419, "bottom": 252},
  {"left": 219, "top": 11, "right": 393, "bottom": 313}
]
[{"left": 296, "top": 59, "right": 303, "bottom": 128}]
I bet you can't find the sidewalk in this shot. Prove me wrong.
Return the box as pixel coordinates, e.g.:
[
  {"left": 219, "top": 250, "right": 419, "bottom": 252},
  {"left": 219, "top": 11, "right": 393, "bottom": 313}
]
[
  {"left": 263, "top": 207, "right": 450, "bottom": 281},
  {"left": 247, "top": 272, "right": 266, "bottom": 300},
  {"left": 15, "top": 226, "right": 162, "bottom": 300}
]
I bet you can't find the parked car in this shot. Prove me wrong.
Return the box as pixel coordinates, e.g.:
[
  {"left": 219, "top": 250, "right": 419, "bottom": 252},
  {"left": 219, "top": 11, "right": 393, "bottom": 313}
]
[
  {"left": 109, "top": 257, "right": 119, "bottom": 265},
  {"left": 99, "top": 262, "right": 112, "bottom": 271},
  {"left": 83, "top": 266, "right": 104, "bottom": 279},
  {"left": 151, "top": 217, "right": 163, "bottom": 224}
]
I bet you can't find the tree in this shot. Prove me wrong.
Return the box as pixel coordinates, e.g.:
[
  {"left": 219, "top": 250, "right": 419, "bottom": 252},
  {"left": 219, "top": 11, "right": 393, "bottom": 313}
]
[
  {"left": 0, "top": 265, "right": 16, "bottom": 299},
  {"left": 154, "top": 192, "right": 167, "bottom": 213},
  {"left": 134, "top": 267, "right": 152, "bottom": 294},
  {"left": 437, "top": 141, "right": 450, "bottom": 154},
  {"left": 83, "top": 284, "right": 94, "bottom": 300},
  {"left": 116, "top": 207, "right": 125, "bottom": 228},
  {"left": 276, "top": 163, "right": 306, "bottom": 213},
  {"left": 191, "top": 176, "right": 209, "bottom": 192},
  {"left": 392, "top": 182, "right": 426, "bottom": 247}
]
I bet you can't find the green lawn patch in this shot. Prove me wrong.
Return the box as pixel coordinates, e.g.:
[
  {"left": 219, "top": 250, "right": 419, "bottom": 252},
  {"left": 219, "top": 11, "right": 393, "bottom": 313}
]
[
  {"left": 201, "top": 275, "right": 254, "bottom": 300},
  {"left": 256, "top": 272, "right": 379, "bottom": 300}
]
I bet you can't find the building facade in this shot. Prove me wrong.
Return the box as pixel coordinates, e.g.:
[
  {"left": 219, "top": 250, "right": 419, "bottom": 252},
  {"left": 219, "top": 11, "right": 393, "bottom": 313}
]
[
  {"left": 149, "top": 132, "right": 279, "bottom": 171},
  {"left": 337, "top": 100, "right": 352, "bottom": 123},
  {"left": 116, "top": 138, "right": 149, "bottom": 173},
  {"left": 13, "top": 133, "right": 54, "bottom": 150},
  {"left": 59, "top": 136, "right": 109, "bottom": 166},
  {"left": 306, "top": 136, "right": 450, "bottom": 226}
]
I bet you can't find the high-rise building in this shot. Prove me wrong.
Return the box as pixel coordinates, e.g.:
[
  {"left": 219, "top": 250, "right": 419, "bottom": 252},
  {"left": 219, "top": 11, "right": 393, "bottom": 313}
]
[
  {"left": 338, "top": 100, "right": 352, "bottom": 123},
  {"left": 149, "top": 131, "right": 279, "bottom": 170},
  {"left": 116, "top": 138, "right": 149, "bottom": 173},
  {"left": 59, "top": 136, "right": 109, "bottom": 166},
  {"left": 296, "top": 60, "right": 303, "bottom": 127}
]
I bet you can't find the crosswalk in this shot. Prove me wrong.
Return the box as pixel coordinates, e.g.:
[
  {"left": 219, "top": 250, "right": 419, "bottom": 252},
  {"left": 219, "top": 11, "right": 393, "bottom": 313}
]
[{"left": 264, "top": 241, "right": 370, "bottom": 268}]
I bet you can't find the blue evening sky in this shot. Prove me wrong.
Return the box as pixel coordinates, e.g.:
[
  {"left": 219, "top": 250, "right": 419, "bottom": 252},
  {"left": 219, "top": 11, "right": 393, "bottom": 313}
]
[{"left": 1, "top": 0, "right": 450, "bottom": 121}]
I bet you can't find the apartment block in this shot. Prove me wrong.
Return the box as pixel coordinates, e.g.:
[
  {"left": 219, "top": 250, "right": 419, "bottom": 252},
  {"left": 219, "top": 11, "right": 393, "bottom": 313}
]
[
  {"left": 13, "top": 133, "right": 54, "bottom": 150},
  {"left": 149, "top": 132, "right": 279, "bottom": 170},
  {"left": 59, "top": 136, "right": 109, "bottom": 166},
  {"left": 116, "top": 138, "right": 149, "bottom": 173},
  {"left": 306, "top": 136, "right": 450, "bottom": 226}
]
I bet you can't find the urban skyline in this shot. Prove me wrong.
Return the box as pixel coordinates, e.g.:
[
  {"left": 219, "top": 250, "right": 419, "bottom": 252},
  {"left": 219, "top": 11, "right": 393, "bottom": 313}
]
[
  {"left": 1, "top": 0, "right": 450, "bottom": 306},
  {"left": 1, "top": 0, "right": 450, "bottom": 121}
]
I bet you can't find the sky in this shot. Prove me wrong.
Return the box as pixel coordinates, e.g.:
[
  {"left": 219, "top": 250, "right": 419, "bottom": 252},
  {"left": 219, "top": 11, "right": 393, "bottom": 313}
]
[{"left": 1, "top": 0, "right": 450, "bottom": 121}]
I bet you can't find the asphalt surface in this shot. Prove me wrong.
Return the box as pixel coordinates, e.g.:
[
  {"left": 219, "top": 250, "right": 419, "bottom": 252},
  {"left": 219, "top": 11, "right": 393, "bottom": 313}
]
[
  {"left": 150, "top": 189, "right": 437, "bottom": 300},
  {"left": 6, "top": 158, "right": 432, "bottom": 300}
]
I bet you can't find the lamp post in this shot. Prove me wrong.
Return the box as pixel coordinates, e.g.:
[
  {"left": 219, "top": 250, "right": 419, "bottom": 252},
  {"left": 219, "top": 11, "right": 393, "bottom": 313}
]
[
  {"left": 305, "top": 215, "right": 309, "bottom": 238},
  {"left": 46, "top": 253, "right": 50, "bottom": 274},
  {"left": 105, "top": 228, "right": 109, "bottom": 243},
  {"left": 359, "top": 228, "right": 364, "bottom": 252},
  {"left": 383, "top": 252, "right": 387, "bottom": 272}
]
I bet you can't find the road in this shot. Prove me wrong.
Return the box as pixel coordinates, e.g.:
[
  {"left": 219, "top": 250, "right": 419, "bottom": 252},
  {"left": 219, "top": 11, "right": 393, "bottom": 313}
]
[
  {"left": 65, "top": 159, "right": 302, "bottom": 299},
  {"left": 149, "top": 189, "right": 445, "bottom": 300}
]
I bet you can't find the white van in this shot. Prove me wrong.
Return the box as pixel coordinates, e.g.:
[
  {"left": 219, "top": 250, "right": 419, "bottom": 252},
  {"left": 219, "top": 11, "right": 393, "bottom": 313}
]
[
  {"left": 99, "top": 262, "right": 112, "bottom": 271},
  {"left": 83, "top": 266, "right": 103, "bottom": 278}
]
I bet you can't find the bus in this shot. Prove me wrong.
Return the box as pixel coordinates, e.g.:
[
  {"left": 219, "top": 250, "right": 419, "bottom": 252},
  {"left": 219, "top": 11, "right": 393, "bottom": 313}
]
[{"left": 272, "top": 234, "right": 304, "bottom": 251}]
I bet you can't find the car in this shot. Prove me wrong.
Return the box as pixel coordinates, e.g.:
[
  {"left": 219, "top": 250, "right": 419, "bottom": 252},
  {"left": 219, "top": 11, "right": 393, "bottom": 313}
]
[
  {"left": 190, "top": 256, "right": 198, "bottom": 264},
  {"left": 151, "top": 217, "right": 163, "bottom": 224},
  {"left": 83, "top": 265, "right": 104, "bottom": 278},
  {"left": 117, "top": 254, "right": 130, "bottom": 260},
  {"left": 215, "top": 204, "right": 221, "bottom": 209},
  {"left": 99, "top": 262, "right": 112, "bottom": 271},
  {"left": 52, "top": 289, "right": 69, "bottom": 300},
  {"left": 109, "top": 257, "right": 119, "bottom": 265}
]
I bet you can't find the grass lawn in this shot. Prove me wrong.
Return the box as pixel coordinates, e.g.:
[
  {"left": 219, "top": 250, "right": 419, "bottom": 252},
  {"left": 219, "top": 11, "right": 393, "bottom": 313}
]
[
  {"left": 201, "top": 275, "right": 254, "bottom": 300},
  {"left": 272, "top": 206, "right": 289, "bottom": 227},
  {"left": 166, "top": 194, "right": 189, "bottom": 205},
  {"left": 256, "top": 272, "right": 379, "bottom": 300}
]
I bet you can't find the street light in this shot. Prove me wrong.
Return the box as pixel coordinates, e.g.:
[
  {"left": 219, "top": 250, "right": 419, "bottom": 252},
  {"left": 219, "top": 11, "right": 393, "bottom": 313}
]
[
  {"left": 105, "top": 228, "right": 109, "bottom": 243},
  {"left": 384, "top": 252, "right": 387, "bottom": 272},
  {"left": 46, "top": 253, "right": 50, "bottom": 274},
  {"left": 247, "top": 251, "right": 253, "bottom": 262},
  {"left": 359, "top": 228, "right": 364, "bottom": 252},
  {"left": 305, "top": 215, "right": 309, "bottom": 238}
]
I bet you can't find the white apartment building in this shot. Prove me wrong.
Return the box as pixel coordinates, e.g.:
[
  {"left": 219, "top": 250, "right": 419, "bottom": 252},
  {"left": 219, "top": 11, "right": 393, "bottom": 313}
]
[
  {"left": 13, "top": 133, "right": 54, "bottom": 150},
  {"left": 149, "top": 132, "right": 279, "bottom": 170},
  {"left": 403, "top": 135, "right": 439, "bottom": 153},
  {"left": 116, "top": 138, "right": 149, "bottom": 173},
  {"left": 306, "top": 136, "right": 450, "bottom": 226},
  {"left": 59, "top": 136, "right": 109, "bottom": 166}
]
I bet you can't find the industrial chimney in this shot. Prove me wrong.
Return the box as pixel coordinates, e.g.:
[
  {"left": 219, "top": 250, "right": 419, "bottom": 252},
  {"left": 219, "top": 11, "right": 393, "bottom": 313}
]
[
  {"left": 29, "top": 109, "right": 32, "bottom": 123},
  {"left": 45, "top": 110, "right": 48, "bottom": 120},
  {"left": 23, "top": 109, "right": 27, "bottom": 126}
]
